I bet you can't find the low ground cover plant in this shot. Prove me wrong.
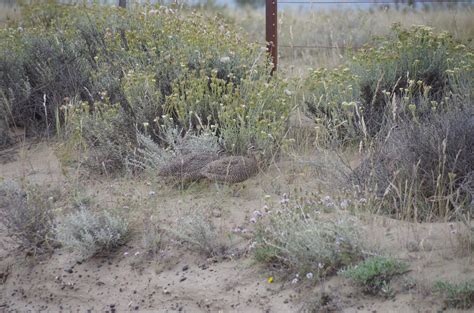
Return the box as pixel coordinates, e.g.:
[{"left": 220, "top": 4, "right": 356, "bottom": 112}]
[
  {"left": 434, "top": 280, "right": 474, "bottom": 309},
  {"left": 339, "top": 256, "right": 409, "bottom": 297},
  {"left": 254, "top": 199, "right": 363, "bottom": 279},
  {"left": 57, "top": 207, "right": 129, "bottom": 260}
]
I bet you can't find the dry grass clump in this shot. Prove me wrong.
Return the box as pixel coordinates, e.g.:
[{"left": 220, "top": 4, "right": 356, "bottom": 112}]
[
  {"left": 57, "top": 207, "right": 129, "bottom": 260},
  {"left": 254, "top": 201, "right": 363, "bottom": 278},
  {"left": 0, "top": 180, "right": 56, "bottom": 254},
  {"left": 172, "top": 210, "right": 230, "bottom": 258},
  {"left": 142, "top": 214, "right": 162, "bottom": 255},
  {"left": 0, "top": 118, "right": 13, "bottom": 148},
  {"left": 299, "top": 291, "right": 342, "bottom": 313},
  {"left": 354, "top": 107, "right": 473, "bottom": 222},
  {"left": 0, "top": 2, "right": 20, "bottom": 26}
]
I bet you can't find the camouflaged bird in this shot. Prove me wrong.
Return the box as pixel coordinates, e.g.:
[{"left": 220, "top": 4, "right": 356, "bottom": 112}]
[
  {"left": 200, "top": 149, "right": 259, "bottom": 183},
  {"left": 158, "top": 152, "right": 221, "bottom": 182}
]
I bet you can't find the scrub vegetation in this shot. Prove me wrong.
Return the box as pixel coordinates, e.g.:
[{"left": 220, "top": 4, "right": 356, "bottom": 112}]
[{"left": 0, "top": 2, "right": 472, "bottom": 312}]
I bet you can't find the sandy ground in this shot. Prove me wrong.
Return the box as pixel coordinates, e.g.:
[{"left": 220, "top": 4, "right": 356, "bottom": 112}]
[{"left": 0, "top": 141, "right": 472, "bottom": 312}]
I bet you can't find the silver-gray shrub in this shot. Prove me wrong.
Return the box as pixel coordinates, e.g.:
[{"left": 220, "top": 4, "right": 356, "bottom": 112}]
[
  {"left": 128, "top": 128, "right": 222, "bottom": 173},
  {"left": 255, "top": 207, "right": 363, "bottom": 276},
  {"left": 57, "top": 208, "right": 129, "bottom": 260}
]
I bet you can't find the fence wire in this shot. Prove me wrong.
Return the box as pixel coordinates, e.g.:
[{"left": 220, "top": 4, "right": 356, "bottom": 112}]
[{"left": 275, "top": 0, "right": 473, "bottom": 51}]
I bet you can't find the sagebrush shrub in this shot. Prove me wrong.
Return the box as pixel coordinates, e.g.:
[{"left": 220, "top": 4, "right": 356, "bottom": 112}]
[
  {"left": 1, "top": 4, "right": 291, "bottom": 171},
  {"left": 0, "top": 28, "right": 92, "bottom": 136},
  {"left": 128, "top": 128, "right": 222, "bottom": 174},
  {"left": 254, "top": 206, "right": 363, "bottom": 277},
  {"left": 74, "top": 100, "right": 136, "bottom": 173},
  {"left": 0, "top": 181, "right": 56, "bottom": 254},
  {"left": 305, "top": 25, "right": 473, "bottom": 142},
  {"left": 304, "top": 67, "right": 361, "bottom": 144},
  {"left": 57, "top": 208, "right": 129, "bottom": 260},
  {"left": 352, "top": 24, "right": 472, "bottom": 135},
  {"left": 165, "top": 70, "right": 291, "bottom": 159}
]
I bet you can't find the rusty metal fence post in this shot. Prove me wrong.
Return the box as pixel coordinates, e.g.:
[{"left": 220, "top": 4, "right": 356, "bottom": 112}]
[{"left": 266, "top": 0, "right": 278, "bottom": 74}]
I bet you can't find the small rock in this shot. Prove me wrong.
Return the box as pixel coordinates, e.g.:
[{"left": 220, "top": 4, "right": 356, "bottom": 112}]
[
  {"left": 182, "top": 265, "right": 189, "bottom": 272},
  {"left": 179, "top": 277, "right": 187, "bottom": 282}
]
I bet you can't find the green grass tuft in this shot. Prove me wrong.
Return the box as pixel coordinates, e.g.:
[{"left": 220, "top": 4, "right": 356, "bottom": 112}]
[
  {"left": 339, "top": 256, "right": 409, "bottom": 296},
  {"left": 434, "top": 280, "right": 474, "bottom": 309}
]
